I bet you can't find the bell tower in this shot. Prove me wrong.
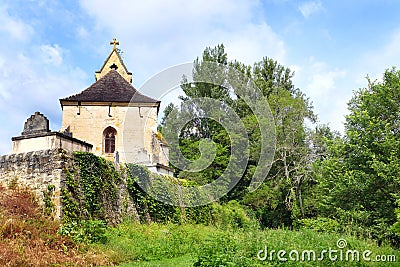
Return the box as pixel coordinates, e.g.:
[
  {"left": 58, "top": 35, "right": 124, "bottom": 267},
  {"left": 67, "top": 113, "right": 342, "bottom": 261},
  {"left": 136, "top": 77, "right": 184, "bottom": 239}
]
[{"left": 95, "top": 38, "right": 133, "bottom": 83}]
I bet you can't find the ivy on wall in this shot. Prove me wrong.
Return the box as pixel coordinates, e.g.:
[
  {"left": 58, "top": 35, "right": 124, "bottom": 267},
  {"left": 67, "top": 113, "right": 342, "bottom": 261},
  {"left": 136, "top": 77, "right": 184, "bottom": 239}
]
[
  {"left": 126, "top": 163, "right": 213, "bottom": 224},
  {"left": 61, "top": 152, "right": 214, "bottom": 226},
  {"left": 126, "top": 164, "right": 178, "bottom": 223},
  {"left": 62, "top": 152, "right": 121, "bottom": 223}
]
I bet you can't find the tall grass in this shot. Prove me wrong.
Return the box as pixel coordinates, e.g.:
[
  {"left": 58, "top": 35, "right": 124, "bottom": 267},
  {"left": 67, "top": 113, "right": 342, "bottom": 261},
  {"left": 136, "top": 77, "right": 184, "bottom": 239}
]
[
  {"left": 0, "top": 187, "right": 109, "bottom": 266},
  {"left": 100, "top": 222, "right": 400, "bottom": 266},
  {"left": 1, "top": 186, "right": 399, "bottom": 266}
]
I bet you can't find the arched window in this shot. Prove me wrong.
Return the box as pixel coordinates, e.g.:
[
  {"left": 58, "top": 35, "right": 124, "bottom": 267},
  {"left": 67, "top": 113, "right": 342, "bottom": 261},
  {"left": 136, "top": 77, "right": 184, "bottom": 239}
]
[{"left": 103, "top": 127, "right": 117, "bottom": 153}]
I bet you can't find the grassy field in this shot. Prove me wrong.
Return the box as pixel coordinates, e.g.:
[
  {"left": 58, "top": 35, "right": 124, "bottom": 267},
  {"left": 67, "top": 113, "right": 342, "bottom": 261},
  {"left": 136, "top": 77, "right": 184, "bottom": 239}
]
[
  {"left": 98, "top": 222, "right": 400, "bottom": 266},
  {"left": 118, "top": 255, "right": 194, "bottom": 267},
  {"left": 2, "top": 188, "right": 400, "bottom": 266}
]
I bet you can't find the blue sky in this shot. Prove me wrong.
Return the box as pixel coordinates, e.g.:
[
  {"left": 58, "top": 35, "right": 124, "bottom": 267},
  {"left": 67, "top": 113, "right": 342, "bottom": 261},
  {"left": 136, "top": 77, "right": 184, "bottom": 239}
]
[{"left": 0, "top": 0, "right": 400, "bottom": 154}]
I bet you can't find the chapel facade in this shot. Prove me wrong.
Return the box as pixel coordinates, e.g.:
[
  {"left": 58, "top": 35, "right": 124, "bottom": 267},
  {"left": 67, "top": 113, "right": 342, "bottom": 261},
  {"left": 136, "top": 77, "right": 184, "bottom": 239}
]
[
  {"left": 12, "top": 39, "right": 171, "bottom": 175},
  {"left": 60, "top": 39, "right": 171, "bottom": 174}
]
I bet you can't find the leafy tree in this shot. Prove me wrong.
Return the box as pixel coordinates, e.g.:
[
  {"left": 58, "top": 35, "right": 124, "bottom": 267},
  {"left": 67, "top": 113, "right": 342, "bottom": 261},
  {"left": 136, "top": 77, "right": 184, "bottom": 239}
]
[
  {"left": 240, "top": 59, "right": 317, "bottom": 227},
  {"left": 160, "top": 45, "right": 319, "bottom": 228},
  {"left": 162, "top": 44, "right": 237, "bottom": 195},
  {"left": 315, "top": 68, "right": 400, "bottom": 245}
]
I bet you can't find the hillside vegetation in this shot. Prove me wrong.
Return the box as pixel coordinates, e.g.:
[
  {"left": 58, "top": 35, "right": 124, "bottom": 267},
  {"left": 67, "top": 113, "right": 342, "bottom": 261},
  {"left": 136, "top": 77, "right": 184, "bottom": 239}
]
[
  {"left": 103, "top": 222, "right": 400, "bottom": 267},
  {"left": 0, "top": 186, "right": 109, "bottom": 266},
  {"left": 3, "top": 44, "right": 400, "bottom": 266},
  {"left": 1, "top": 191, "right": 399, "bottom": 266}
]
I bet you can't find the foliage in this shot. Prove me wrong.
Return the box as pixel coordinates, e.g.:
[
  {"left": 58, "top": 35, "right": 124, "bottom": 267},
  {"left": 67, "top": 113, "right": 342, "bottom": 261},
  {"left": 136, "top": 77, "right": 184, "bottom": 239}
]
[
  {"left": 162, "top": 44, "right": 234, "bottom": 187},
  {"left": 315, "top": 68, "right": 400, "bottom": 245},
  {"left": 58, "top": 219, "right": 108, "bottom": 244},
  {"left": 155, "top": 44, "right": 400, "bottom": 250},
  {"left": 294, "top": 217, "right": 341, "bottom": 233},
  {"left": 99, "top": 222, "right": 400, "bottom": 267},
  {"left": 0, "top": 187, "right": 110, "bottom": 266},
  {"left": 42, "top": 184, "right": 55, "bottom": 217},
  {"left": 126, "top": 163, "right": 178, "bottom": 223},
  {"left": 62, "top": 151, "right": 121, "bottom": 223},
  {"left": 126, "top": 163, "right": 214, "bottom": 224},
  {"left": 210, "top": 200, "right": 253, "bottom": 229},
  {"left": 7, "top": 176, "right": 19, "bottom": 190},
  {"left": 392, "top": 203, "right": 400, "bottom": 237},
  {"left": 159, "top": 44, "right": 319, "bottom": 229},
  {"left": 193, "top": 239, "right": 253, "bottom": 267}
]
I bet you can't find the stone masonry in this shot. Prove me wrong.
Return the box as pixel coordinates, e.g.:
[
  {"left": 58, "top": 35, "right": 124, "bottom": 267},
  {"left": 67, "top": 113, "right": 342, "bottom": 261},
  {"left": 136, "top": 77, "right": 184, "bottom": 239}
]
[
  {"left": 0, "top": 149, "right": 71, "bottom": 218},
  {"left": 21, "top": 111, "right": 50, "bottom": 135}
]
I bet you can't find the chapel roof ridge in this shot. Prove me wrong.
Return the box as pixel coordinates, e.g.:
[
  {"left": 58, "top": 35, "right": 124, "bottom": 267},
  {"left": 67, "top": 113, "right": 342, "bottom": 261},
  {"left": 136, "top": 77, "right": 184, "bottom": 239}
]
[{"left": 60, "top": 70, "right": 159, "bottom": 104}]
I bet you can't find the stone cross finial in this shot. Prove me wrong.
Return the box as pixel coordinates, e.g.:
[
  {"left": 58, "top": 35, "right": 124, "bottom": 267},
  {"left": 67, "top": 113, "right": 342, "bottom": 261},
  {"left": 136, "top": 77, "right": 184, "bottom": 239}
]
[{"left": 110, "top": 38, "right": 120, "bottom": 50}]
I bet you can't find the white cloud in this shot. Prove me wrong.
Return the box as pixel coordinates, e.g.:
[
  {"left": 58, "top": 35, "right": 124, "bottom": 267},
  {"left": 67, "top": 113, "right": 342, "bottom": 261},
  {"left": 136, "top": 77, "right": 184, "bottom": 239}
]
[
  {"left": 80, "top": 0, "right": 256, "bottom": 35},
  {"left": 297, "top": 29, "right": 400, "bottom": 134},
  {"left": 222, "top": 23, "right": 286, "bottom": 65},
  {"left": 0, "top": 42, "right": 88, "bottom": 154},
  {"left": 78, "top": 0, "right": 286, "bottom": 85},
  {"left": 293, "top": 57, "right": 348, "bottom": 132},
  {"left": 0, "top": 5, "right": 34, "bottom": 42},
  {"left": 298, "top": 1, "right": 323, "bottom": 18},
  {"left": 76, "top": 26, "right": 89, "bottom": 39},
  {"left": 356, "top": 29, "right": 400, "bottom": 84},
  {"left": 306, "top": 60, "right": 346, "bottom": 97},
  {"left": 40, "top": 44, "right": 63, "bottom": 66}
]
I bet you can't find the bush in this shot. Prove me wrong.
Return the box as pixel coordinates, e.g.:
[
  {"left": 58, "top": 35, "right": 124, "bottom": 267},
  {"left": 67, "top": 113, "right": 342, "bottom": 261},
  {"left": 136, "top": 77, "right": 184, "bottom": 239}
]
[
  {"left": 193, "top": 230, "right": 256, "bottom": 267},
  {"left": 126, "top": 163, "right": 213, "bottom": 224},
  {"left": 194, "top": 245, "right": 252, "bottom": 267},
  {"left": 211, "top": 201, "right": 253, "bottom": 229},
  {"left": 294, "top": 217, "right": 341, "bottom": 233},
  {"left": 0, "top": 187, "right": 110, "bottom": 266},
  {"left": 58, "top": 219, "right": 108, "bottom": 244}
]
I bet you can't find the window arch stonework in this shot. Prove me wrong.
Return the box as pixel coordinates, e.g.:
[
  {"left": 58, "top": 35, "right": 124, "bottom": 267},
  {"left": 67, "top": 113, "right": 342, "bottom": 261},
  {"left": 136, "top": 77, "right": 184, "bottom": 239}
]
[{"left": 103, "top": 126, "right": 117, "bottom": 154}]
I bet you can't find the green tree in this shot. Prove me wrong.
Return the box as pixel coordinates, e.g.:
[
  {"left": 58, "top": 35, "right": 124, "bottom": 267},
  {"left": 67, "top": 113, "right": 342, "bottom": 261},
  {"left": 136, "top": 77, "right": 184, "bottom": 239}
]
[
  {"left": 162, "top": 44, "right": 234, "bottom": 189},
  {"left": 241, "top": 59, "right": 317, "bottom": 227},
  {"left": 160, "top": 45, "right": 319, "bottom": 228},
  {"left": 315, "top": 68, "right": 400, "bottom": 245}
]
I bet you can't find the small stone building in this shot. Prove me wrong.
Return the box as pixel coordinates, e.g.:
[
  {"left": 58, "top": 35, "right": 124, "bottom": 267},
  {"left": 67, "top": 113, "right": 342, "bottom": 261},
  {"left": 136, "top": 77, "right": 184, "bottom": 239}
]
[
  {"left": 59, "top": 39, "right": 171, "bottom": 174},
  {"left": 0, "top": 39, "right": 172, "bottom": 219},
  {"left": 11, "top": 39, "right": 171, "bottom": 175},
  {"left": 12, "top": 112, "right": 92, "bottom": 154}
]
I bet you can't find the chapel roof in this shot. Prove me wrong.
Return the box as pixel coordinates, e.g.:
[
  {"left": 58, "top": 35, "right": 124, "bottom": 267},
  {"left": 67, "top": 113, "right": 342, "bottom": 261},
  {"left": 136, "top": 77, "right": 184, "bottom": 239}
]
[{"left": 60, "top": 70, "right": 159, "bottom": 104}]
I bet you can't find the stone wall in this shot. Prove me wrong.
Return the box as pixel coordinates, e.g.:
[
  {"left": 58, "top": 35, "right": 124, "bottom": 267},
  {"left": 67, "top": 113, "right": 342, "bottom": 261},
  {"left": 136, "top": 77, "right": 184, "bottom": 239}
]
[
  {"left": 0, "top": 148, "right": 139, "bottom": 222},
  {"left": 0, "top": 149, "right": 70, "bottom": 218}
]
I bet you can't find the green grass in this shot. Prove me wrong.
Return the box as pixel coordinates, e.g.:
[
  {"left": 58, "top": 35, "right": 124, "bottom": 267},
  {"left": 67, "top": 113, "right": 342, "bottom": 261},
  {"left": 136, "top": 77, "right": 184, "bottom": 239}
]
[
  {"left": 118, "top": 255, "right": 194, "bottom": 267},
  {"left": 97, "top": 222, "right": 400, "bottom": 266}
]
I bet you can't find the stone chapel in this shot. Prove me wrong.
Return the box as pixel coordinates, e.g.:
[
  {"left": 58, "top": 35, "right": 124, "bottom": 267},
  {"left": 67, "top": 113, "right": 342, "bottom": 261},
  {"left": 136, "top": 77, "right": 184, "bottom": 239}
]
[{"left": 11, "top": 39, "right": 172, "bottom": 175}]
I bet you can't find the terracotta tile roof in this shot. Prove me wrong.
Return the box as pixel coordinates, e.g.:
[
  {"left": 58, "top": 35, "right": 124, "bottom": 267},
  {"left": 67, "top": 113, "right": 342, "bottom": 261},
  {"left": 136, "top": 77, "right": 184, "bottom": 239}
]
[{"left": 60, "top": 70, "right": 159, "bottom": 104}]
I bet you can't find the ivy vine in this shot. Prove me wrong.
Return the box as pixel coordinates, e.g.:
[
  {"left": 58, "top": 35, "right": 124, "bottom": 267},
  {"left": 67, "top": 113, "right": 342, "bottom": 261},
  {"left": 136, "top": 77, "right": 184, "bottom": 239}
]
[
  {"left": 60, "top": 152, "right": 212, "bottom": 226},
  {"left": 62, "top": 152, "right": 121, "bottom": 223}
]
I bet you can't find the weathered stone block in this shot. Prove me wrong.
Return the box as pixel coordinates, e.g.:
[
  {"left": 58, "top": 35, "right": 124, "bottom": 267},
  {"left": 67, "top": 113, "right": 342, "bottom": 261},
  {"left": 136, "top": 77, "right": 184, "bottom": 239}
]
[{"left": 22, "top": 112, "right": 50, "bottom": 135}]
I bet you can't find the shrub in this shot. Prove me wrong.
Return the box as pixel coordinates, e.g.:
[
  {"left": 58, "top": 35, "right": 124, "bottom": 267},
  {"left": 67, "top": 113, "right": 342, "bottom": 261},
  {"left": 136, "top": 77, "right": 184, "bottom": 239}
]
[
  {"left": 43, "top": 184, "right": 56, "bottom": 217},
  {"left": 211, "top": 201, "right": 253, "bottom": 229},
  {"left": 193, "top": 232, "right": 253, "bottom": 267},
  {"left": 294, "top": 217, "right": 341, "bottom": 233},
  {"left": 126, "top": 163, "right": 213, "bottom": 224},
  {"left": 0, "top": 188, "right": 110, "bottom": 266},
  {"left": 58, "top": 219, "right": 108, "bottom": 244}
]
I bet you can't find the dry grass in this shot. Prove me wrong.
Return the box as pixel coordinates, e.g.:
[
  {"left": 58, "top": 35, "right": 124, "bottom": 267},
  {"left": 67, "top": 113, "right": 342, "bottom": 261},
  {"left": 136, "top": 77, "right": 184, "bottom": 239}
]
[{"left": 0, "top": 186, "right": 111, "bottom": 267}]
